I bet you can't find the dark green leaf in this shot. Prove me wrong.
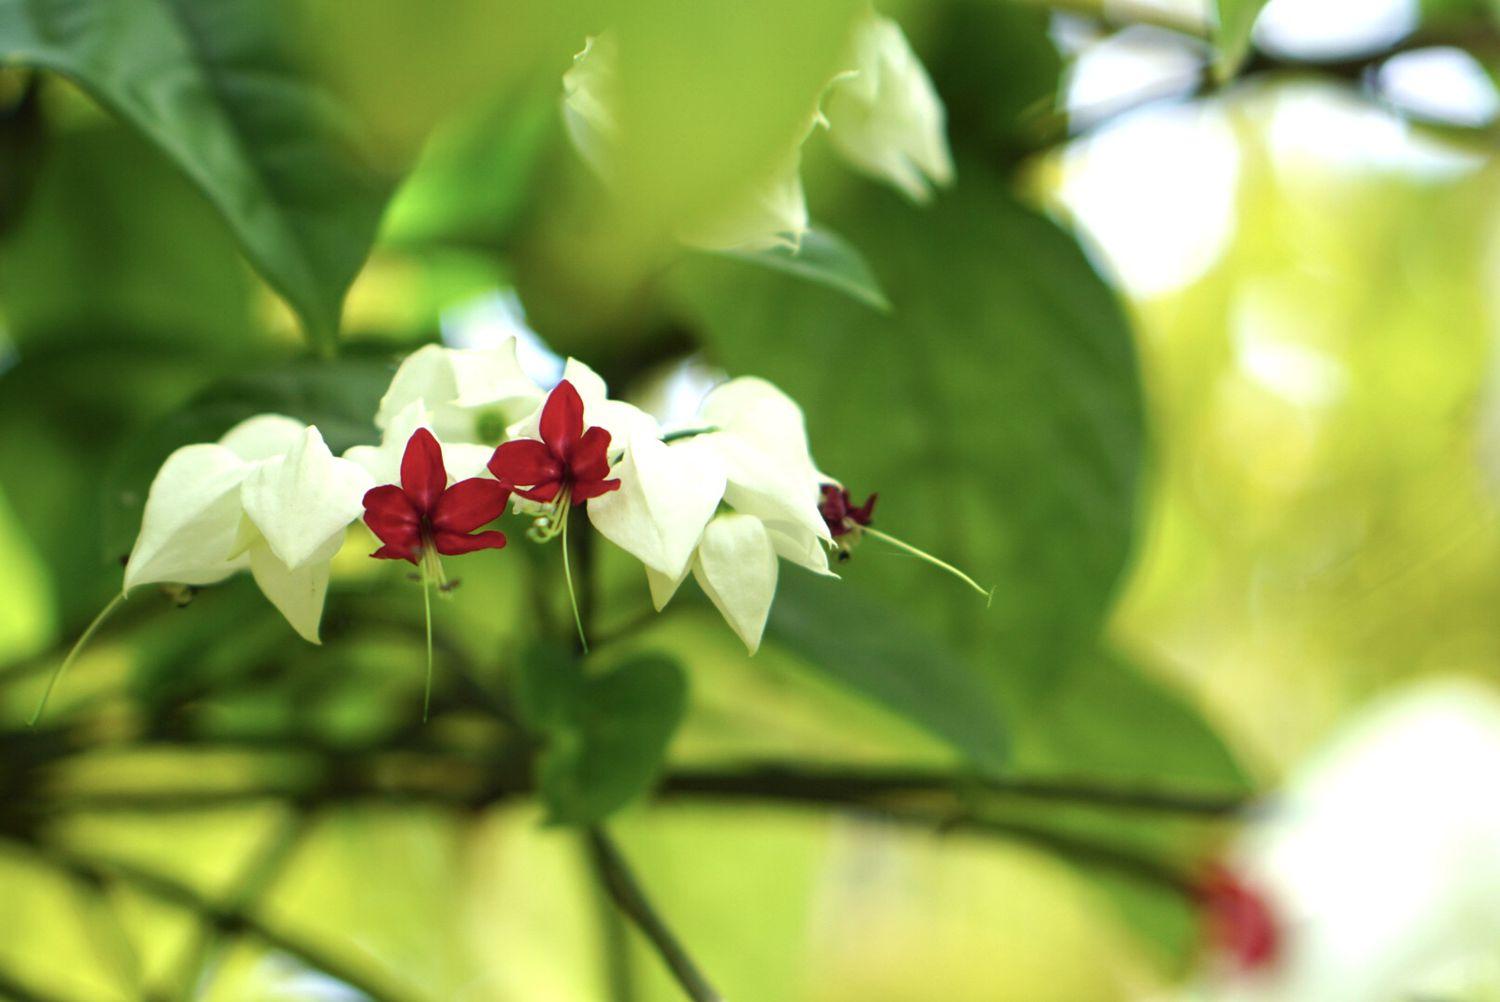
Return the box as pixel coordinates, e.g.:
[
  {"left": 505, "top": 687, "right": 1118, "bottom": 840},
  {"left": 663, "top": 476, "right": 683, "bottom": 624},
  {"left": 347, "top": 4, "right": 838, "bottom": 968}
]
[
  {"left": 516, "top": 646, "right": 688, "bottom": 825},
  {"left": 0, "top": 0, "right": 392, "bottom": 347},
  {"left": 673, "top": 164, "right": 1144, "bottom": 692},
  {"left": 926, "top": 1, "right": 1063, "bottom": 160},
  {"left": 718, "top": 227, "right": 891, "bottom": 313},
  {"left": 766, "top": 574, "right": 1009, "bottom": 772}
]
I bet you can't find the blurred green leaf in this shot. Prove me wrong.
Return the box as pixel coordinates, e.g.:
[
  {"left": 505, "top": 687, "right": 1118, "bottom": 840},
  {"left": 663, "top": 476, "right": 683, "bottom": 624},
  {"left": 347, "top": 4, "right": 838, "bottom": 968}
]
[
  {"left": 380, "top": 79, "right": 564, "bottom": 253},
  {"left": 517, "top": 645, "right": 688, "bottom": 825},
  {"left": 766, "top": 575, "right": 1008, "bottom": 772},
  {"left": 674, "top": 164, "right": 1143, "bottom": 693},
  {"left": 719, "top": 227, "right": 891, "bottom": 313},
  {"left": 0, "top": 121, "right": 260, "bottom": 348},
  {"left": 925, "top": 0, "right": 1062, "bottom": 160},
  {"left": 1214, "top": 0, "right": 1269, "bottom": 80},
  {"left": 0, "top": 0, "right": 391, "bottom": 348}
]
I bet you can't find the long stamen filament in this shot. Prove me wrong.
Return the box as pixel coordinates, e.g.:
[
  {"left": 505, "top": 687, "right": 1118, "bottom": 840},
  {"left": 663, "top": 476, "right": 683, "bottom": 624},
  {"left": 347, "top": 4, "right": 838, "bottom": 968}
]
[
  {"left": 560, "top": 499, "right": 589, "bottom": 653},
  {"left": 419, "top": 548, "right": 437, "bottom": 722},
  {"left": 862, "top": 527, "right": 995, "bottom": 606},
  {"left": 30, "top": 592, "right": 128, "bottom": 726}
]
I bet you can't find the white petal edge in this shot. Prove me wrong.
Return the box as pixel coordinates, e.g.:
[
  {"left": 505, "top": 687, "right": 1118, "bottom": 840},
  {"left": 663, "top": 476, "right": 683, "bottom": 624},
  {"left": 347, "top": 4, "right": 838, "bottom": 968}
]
[
  {"left": 248, "top": 532, "right": 342, "bottom": 644},
  {"left": 124, "top": 444, "right": 253, "bottom": 592}
]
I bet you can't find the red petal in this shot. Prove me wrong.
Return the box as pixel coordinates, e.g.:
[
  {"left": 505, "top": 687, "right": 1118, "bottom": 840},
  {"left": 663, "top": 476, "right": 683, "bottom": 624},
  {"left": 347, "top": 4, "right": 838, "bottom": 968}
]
[
  {"left": 400, "top": 427, "right": 447, "bottom": 514},
  {"left": 372, "top": 542, "right": 420, "bottom": 565},
  {"left": 431, "top": 477, "right": 511, "bottom": 534},
  {"left": 488, "top": 438, "right": 561, "bottom": 487},
  {"left": 851, "top": 493, "right": 877, "bottom": 526},
  {"left": 571, "top": 478, "right": 621, "bottom": 504},
  {"left": 433, "top": 529, "right": 507, "bottom": 556},
  {"left": 539, "top": 380, "right": 584, "bottom": 461},
  {"left": 570, "top": 425, "right": 614, "bottom": 482},
  {"left": 363, "top": 484, "right": 422, "bottom": 551},
  {"left": 515, "top": 480, "right": 562, "bottom": 503}
]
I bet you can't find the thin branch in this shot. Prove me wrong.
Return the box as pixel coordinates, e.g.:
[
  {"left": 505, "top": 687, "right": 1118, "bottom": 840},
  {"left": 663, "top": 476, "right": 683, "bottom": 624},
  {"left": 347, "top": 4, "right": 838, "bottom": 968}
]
[
  {"left": 657, "top": 764, "right": 1247, "bottom": 817},
  {"left": 165, "top": 809, "right": 312, "bottom": 1002},
  {"left": 586, "top": 828, "right": 724, "bottom": 1002},
  {"left": 28, "top": 843, "right": 423, "bottom": 1002}
]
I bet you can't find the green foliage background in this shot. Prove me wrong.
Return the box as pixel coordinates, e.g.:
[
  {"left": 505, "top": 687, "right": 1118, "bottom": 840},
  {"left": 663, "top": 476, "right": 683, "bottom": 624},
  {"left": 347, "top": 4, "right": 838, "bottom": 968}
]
[{"left": 0, "top": 0, "right": 1495, "bottom": 998}]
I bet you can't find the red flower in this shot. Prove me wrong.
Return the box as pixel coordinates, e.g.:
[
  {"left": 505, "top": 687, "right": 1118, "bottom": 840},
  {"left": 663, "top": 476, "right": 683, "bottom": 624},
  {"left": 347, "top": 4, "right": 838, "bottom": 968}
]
[
  {"left": 487, "top": 380, "right": 620, "bottom": 505},
  {"left": 362, "top": 428, "right": 510, "bottom": 565},
  {"left": 1197, "top": 864, "right": 1279, "bottom": 973},
  {"left": 819, "top": 484, "right": 877, "bottom": 538}
]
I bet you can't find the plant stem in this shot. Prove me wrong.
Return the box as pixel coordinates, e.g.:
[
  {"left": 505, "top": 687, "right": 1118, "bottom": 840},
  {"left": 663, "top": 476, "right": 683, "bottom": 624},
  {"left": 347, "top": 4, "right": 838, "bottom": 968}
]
[
  {"left": 862, "top": 527, "right": 994, "bottom": 604},
  {"left": 586, "top": 828, "right": 723, "bottom": 1002},
  {"left": 30, "top": 592, "right": 127, "bottom": 725},
  {"left": 421, "top": 561, "right": 435, "bottom": 722},
  {"left": 562, "top": 504, "right": 589, "bottom": 653},
  {"left": 29, "top": 843, "right": 419, "bottom": 1002},
  {"left": 585, "top": 835, "right": 637, "bottom": 1002}
]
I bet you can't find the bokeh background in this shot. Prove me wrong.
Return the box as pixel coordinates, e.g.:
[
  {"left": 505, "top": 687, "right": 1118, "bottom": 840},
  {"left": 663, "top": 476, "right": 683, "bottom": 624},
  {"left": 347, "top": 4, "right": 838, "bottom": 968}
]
[{"left": 4, "top": 0, "right": 1500, "bottom": 998}]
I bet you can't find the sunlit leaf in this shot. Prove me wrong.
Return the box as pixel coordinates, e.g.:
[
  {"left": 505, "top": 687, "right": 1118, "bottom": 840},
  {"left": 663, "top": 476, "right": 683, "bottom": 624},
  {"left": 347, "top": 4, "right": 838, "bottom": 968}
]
[{"left": 0, "top": 0, "right": 391, "bottom": 348}]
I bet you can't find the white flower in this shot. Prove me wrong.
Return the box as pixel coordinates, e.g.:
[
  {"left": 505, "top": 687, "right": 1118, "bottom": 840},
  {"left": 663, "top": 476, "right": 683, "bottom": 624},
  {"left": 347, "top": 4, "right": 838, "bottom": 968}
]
[
  {"left": 636, "top": 378, "right": 835, "bottom": 654},
  {"left": 561, "top": 32, "right": 812, "bottom": 252},
  {"left": 345, "top": 400, "right": 495, "bottom": 487},
  {"left": 374, "top": 340, "right": 541, "bottom": 445},
  {"left": 123, "top": 415, "right": 372, "bottom": 643},
  {"left": 1200, "top": 680, "right": 1500, "bottom": 1002},
  {"left": 822, "top": 8, "right": 954, "bottom": 202}
]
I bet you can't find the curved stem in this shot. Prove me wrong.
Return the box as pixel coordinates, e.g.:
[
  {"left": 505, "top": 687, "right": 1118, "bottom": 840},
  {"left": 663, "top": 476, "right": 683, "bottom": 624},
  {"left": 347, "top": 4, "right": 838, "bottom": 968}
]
[
  {"left": 862, "top": 527, "right": 994, "bottom": 605},
  {"left": 30, "top": 592, "right": 127, "bottom": 726},
  {"left": 421, "top": 563, "right": 435, "bottom": 722},
  {"left": 587, "top": 828, "right": 722, "bottom": 1002},
  {"left": 561, "top": 503, "right": 589, "bottom": 653}
]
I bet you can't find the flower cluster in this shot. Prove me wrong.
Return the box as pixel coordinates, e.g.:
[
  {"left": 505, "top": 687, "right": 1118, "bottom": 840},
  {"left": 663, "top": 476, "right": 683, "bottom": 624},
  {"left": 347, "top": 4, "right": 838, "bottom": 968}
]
[
  {"left": 95, "top": 338, "right": 987, "bottom": 671},
  {"left": 562, "top": 5, "right": 953, "bottom": 252}
]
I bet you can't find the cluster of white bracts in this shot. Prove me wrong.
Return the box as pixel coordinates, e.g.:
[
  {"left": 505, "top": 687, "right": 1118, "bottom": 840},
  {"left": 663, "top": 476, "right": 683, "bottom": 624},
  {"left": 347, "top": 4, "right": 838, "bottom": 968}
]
[
  {"left": 562, "top": 6, "right": 954, "bottom": 252},
  {"left": 124, "top": 340, "right": 835, "bottom": 654}
]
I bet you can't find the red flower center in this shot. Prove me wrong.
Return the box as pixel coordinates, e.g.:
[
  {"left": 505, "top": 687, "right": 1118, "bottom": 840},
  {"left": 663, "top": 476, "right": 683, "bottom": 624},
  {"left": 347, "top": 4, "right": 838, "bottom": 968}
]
[
  {"left": 1198, "top": 864, "right": 1280, "bottom": 974},
  {"left": 819, "top": 483, "right": 877, "bottom": 538},
  {"left": 362, "top": 427, "right": 510, "bottom": 565},
  {"left": 487, "top": 380, "right": 621, "bottom": 506}
]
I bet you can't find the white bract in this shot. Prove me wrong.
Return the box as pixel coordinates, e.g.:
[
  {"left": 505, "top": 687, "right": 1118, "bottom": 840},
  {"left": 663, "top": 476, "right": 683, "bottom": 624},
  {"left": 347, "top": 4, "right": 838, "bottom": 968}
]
[
  {"left": 374, "top": 341, "right": 541, "bottom": 444},
  {"left": 124, "top": 415, "right": 372, "bottom": 643},
  {"left": 562, "top": 31, "right": 812, "bottom": 252},
  {"left": 559, "top": 10, "right": 952, "bottom": 252},
  {"left": 1200, "top": 680, "right": 1500, "bottom": 1002},
  {"left": 346, "top": 400, "right": 495, "bottom": 487},
  {"left": 637, "top": 378, "right": 835, "bottom": 654},
  {"left": 504, "top": 360, "right": 834, "bottom": 653},
  {"left": 822, "top": 8, "right": 955, "bottom": 202}
]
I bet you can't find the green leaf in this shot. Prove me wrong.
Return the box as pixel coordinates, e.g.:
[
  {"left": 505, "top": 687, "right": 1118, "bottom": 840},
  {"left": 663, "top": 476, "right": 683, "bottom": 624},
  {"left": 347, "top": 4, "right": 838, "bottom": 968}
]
[
  {"left": 1214, "top": 0, "right": 1269, "bottom": 80},
  {"left": 516, "top": 645, "right": 688, "bottom": 825},
  {"left": 0, "top": 0, "right": 391, "bottom": 348},
  {"left": 717, "top": 227, "right": 891, "bottom": 313},
  {"left": 673, "top": 164, "right": 1144, "bottom": 692},
  {"left": 766, "top": 575, "right": 1009, "bottom": 772},
  {"left": 380, "top": 81, "right": 562, "bottom": 252}
]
